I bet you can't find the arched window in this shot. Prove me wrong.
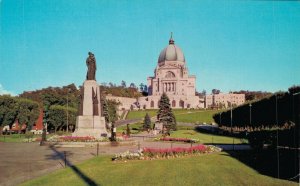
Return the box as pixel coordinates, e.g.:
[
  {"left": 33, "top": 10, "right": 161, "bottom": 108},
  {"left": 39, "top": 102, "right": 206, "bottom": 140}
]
[
  {"left": 179, "top": 100, "right": 184, "bottom": 108},
  {"left": 150, "top": 101, "right": 154, "bottom": 108},
  {"left": 172, "top": 100, "right": 176, "bottom": 107},
  {"left": 165, "top": 71, "right": 175, "bottom": 78}
]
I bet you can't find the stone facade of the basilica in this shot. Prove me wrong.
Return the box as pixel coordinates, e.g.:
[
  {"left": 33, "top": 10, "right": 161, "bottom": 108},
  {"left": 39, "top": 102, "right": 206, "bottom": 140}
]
[{"left": 138, "top": 36, "right": 204, "bottom": 109}]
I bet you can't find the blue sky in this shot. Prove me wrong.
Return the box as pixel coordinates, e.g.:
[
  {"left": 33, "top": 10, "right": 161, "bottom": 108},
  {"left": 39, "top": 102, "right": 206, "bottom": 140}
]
[{"left": 0, "top": 0, "right": 299, "bottom": 95}]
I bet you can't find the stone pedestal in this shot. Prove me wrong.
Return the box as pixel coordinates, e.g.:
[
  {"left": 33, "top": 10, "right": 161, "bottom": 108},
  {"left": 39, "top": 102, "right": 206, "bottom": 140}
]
[{"left": 72, "top": 80, "right": 108, "bottom": 138}]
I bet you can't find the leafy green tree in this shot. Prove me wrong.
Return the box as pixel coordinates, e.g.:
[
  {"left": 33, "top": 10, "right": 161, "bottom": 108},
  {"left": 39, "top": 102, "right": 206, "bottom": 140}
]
[
  {"left": 129, "top": 83, "right": 136, "bottom": 89},
  {"left": 121, "top": 80, "right": 126, "bottom": 88},
  {"left": 106, "top": 99, "right": 119, "bottom": 141},
  {"left": 65, "top": 107, "right": 77, "bottom": 132},
  {"left": 20, "top": 84, "right": 80, "bottom": 132},
  {"left": 15, "top": 98, "right": 40, "bottom": 133},
  {"left": 47, "top": 105, "right": 75, "bottom": 133},
  {"left": 139, "top": 83, "right": 144, "bottom": 92},
  {"left": 157, "top": 93, "right": 177, "bottom": 133},
  {"left": 0, "top": 95, "right": 18, "bottom": 130},
  {"left": 48, "top": 105, "right": 66, "bottom": 133},
  {"left": 107, "top": 100, "right": 119, "bottom": 123},
  {"left": 102, "top": 99, "right": 110, "bottom": 123},
  {"left": 143, "top": 113, "right": 151, "bottom": 130}
]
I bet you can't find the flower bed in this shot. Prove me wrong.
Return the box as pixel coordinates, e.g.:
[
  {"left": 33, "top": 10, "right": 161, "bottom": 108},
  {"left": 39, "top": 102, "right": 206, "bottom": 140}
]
[
  {"left": 159, "top": 137, "right": 199, "bottom": 143},
  {"left": 47, "top": 135, "right": 110, "bottom": 142},
  {"left": 59, "top": 136, "right": 96, "bottom": 142},
  {"left": 112, "top": 145, "right": 222, "bottom": 161},
  {"left": 113, "top": 150, "right": 144, "bottom": 161}
]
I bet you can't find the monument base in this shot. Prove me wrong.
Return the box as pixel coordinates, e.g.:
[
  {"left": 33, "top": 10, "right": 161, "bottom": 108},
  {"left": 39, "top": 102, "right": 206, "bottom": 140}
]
[{"left": 72, "top": 115, "right": 109, "bottom": 138}]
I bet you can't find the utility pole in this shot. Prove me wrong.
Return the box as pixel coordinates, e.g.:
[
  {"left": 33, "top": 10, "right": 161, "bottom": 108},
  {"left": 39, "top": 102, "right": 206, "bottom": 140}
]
[{"left": 67, "top": 93, "right": 69, "bottom": 133}]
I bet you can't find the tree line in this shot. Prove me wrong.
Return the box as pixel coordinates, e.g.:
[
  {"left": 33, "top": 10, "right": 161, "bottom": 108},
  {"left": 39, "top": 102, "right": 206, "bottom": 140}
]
[
  {"left": 0, "top": 95, "right": 40, "bottom": 133},
  {"left": 213, "top": 85, "right": 300, "bottom": 149},
  {"left": 0, "top": 83, "right": 124, "bottom": 133},
  {"left": 196, "top": 89, "right": 272, "bottom": 101}
]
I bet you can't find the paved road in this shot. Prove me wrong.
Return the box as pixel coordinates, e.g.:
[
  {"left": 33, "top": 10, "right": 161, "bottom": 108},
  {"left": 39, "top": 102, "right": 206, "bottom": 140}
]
[{"left": 0, "top": 141, "right": 141, "bottom": 186}]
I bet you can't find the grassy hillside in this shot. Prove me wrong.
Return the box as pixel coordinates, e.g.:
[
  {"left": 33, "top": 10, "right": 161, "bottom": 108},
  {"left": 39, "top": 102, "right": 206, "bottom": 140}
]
[{"left": 127, "top": 109, "right": 223, "bottom": 124}]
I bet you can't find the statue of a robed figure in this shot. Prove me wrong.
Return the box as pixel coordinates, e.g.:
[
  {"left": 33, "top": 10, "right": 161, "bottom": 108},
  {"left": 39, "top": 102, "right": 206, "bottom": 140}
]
[
  {"left": 86, "top": 52, "right": 96, "bottom": 80},
  {"left": 72, "top": 52, "right": 108, "bottom": 138}
]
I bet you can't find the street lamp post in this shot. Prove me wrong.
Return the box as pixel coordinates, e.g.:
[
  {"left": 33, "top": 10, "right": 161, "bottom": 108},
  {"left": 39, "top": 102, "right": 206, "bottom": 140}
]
[
  {"left": 231, "top": 103, "right": 234, "bottom": 150},
  {"left": 249, "top": 103, "right": 252, "bottom": 126},
  {"left": 292, "top": 92, "right": 300, "bottom": 176},
  {"left": 275, "top": 94, "right": 279, "bottom": 179},
  {"left": 67, "top": 93, "right": 69, "bottom": 133},
  {"left": 229, "top": 92, "right": 234, "bottom": 151}
]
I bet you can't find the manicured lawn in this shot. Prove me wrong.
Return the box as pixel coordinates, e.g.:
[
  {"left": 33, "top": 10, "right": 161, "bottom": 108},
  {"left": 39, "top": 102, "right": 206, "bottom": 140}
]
[
  {"left": 175, "top": 110, "right": 221, "bottom": 123},
  {"left": 170, "top": 130, "right": 248, "bottom": 144},
  {"left": 126, "top": 109, "right": 158, "bottom": 119},
  {"left": 126, "top": 109, "right": 224, "bottom": 124},
  {"left": 0, "top": 133, "right": 68, "bottom": 143},
  {"left": 0, "top": 134, "right": 38, "bottom": 143},
  {"left": 21, "top": 153, "right": 296, "bottom": 186},
  {"left": 117, "top": 122, "right": 143, "bottom": 134}
]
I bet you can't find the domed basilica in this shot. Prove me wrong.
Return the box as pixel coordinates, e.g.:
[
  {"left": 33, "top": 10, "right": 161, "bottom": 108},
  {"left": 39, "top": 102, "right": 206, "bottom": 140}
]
[{"left": 138, "top": 35, "right": 204, "bottom": 109}]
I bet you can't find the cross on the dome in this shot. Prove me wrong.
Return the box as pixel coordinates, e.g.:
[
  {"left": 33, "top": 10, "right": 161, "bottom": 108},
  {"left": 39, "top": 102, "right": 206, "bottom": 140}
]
[{"left": 169, "top": 32, "right": 175, "bottom": 45}]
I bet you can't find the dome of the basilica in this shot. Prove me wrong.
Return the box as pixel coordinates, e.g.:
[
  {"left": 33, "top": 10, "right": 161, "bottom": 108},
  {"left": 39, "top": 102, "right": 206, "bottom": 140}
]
[{"left": 158, "top": 36, "right": 185, "bottom": 63}]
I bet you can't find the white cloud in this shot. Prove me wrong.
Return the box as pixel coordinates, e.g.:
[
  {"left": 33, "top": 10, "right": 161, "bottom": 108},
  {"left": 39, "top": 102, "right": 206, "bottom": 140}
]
[{"left": 0, "top": 84, "right": 15, "bottom": 96}]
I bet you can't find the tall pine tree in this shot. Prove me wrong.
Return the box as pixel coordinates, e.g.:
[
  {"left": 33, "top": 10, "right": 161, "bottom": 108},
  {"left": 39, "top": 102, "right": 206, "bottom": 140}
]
[
  {"left": 143, "top": 113, "right": 151, "bottom": 130},
  {"left": 157, "top": 93, "right": 177, "bottom": 133}
]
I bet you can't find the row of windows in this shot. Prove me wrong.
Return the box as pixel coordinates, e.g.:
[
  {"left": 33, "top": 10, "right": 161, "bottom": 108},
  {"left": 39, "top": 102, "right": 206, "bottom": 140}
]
[{"left": 150, "top": 100, "right": 186, "bottom": 108}]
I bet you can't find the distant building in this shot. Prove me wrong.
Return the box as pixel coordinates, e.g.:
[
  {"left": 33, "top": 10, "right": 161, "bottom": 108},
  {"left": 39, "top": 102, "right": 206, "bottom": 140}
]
[
  {"left": 138, "top": 35, "right": 204, "bottom": 109},
  {"left": 107, "top": 35, "right": 244, "bottom": 111},
  {"left": 205, "top": 93, "right": 245, "bottom": 109},
  {"left": 2, "top": 110, "right": 44, "bottom": 134},
  {"left": 30, "top": 110, "right": 44, "bottom": 134}
]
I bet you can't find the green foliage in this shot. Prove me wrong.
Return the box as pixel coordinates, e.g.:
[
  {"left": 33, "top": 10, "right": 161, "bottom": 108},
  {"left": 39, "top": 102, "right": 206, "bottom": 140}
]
[
  {"left": 102, "top": 99, "right": 109, "bottom": 123},
  {"left": 232, "top": 90, "right": 272, "bottom": 101},
  {"left": 47, "top": 105, "right": 77, "bottom": 133},
  {"left": 24, "top": 131, "right": 34, "bottom": 139},
  {"left": 104, "top": 99, "right": 120, "bottom": 141},
  {"left": 0, "top": 95, "right": 40, "bottom": 131},
  {"left": 100, "top": 85, "right": 142, "bottom": 98},
  {"left": 214, "top": 91, "right": 299, "bottom": 128},
  {"left": 288, "top": 85, "right": 300, "bottom": 94},
  {"left": 106, "top": 99, "right": 120, "bottom": 123},
  {"left": 143, "top": 113, "right": 151, "bottom": 130},
  {"left": 157, "top": 93, "right": 176, "bottom": 132},
  {"left": 15, "top": 98, "right": 40, "bottom": 131},
  {"left": 19, "top": 84, "right": 80, "bottom": 130},
  {"left": 0, "top": 95, "right": 17, "bottom": 127}
]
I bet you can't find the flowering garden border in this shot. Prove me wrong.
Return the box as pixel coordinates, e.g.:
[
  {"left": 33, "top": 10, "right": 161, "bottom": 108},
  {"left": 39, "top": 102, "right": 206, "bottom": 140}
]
[
  {"left": 113, "top": 145, "right": 222, "bottom": 161},
  {"left": 47, "top": 135, "right": 110, "bottom": 142}
]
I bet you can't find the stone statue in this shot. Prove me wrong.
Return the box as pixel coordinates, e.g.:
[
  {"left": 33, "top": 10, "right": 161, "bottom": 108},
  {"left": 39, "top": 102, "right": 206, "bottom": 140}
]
[
  {"left": 78, "top": 86, "right": 84, "bottom": 116},
  {"left": 86, "top": 52, "right": 96, "bottom": 80},
  {"left": 92, "top": 87, "right": 99, "bottom": 116}
]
